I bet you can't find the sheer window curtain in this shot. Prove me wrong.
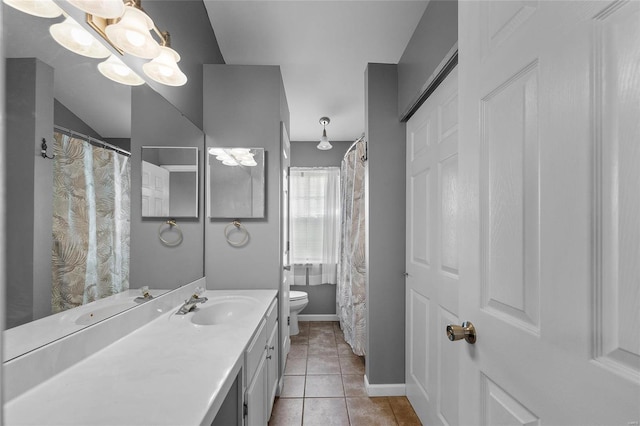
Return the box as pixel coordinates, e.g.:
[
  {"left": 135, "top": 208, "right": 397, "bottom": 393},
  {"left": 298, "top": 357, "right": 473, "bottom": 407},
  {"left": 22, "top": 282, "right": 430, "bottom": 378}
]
[{"left": 290, "top": 167, "right": 341, "bottom": 285}]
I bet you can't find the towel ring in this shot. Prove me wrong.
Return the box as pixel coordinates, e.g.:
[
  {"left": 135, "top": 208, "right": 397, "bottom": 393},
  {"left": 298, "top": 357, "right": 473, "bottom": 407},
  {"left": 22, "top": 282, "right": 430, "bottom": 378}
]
[
  {"left": 224, "top": 220, "right": 250, "bottom": 247},
  {"left": 158, "top": 219, "right": 183, "bottom": 247}
]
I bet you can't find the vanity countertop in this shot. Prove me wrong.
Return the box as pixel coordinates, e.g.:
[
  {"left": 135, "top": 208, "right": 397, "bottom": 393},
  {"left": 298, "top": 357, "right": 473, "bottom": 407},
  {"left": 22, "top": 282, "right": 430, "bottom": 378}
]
[{"left": 4, "top": 289, "right": 278, "bottom": 426}]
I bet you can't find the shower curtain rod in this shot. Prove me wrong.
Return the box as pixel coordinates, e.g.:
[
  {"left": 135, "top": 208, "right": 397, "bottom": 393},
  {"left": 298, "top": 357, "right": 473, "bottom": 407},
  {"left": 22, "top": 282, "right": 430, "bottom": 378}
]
[
  {"left": 54, "top": 125, "right": 131, "bottom": 157},
  {"left": 343, "top": 133, "right": 367, "bottom": 162}
]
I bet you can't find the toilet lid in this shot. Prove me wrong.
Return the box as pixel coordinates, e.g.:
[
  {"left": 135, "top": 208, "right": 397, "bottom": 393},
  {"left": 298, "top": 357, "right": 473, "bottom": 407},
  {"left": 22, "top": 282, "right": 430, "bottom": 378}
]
[{"left": 290, "top": 291, "right": 308, "bottom": 301}]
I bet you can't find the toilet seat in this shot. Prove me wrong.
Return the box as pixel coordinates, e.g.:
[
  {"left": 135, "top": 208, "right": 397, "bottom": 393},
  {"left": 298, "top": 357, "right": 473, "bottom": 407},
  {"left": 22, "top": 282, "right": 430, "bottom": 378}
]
[{"left": 290, "top": 291, "right": 308, "bottom": 301}]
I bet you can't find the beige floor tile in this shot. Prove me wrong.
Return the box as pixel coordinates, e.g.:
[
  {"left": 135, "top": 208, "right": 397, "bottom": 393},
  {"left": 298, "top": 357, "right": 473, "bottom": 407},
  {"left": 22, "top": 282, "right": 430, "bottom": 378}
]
[
  {"left": 336, "top": 342, "right": 354, "bottom": 357},
  {"left": 388, "top": 396, "right": 422, "bottom": 425},
  {"left": 342, "top": 374, "right": 368, "bottom": 397},
  {"left": 304, "top": 374, "right": 345, "bottom": 398},
  {"left": 289, "top": 344, "right": 309, "bottom": 359},
  {"left": 308, "top": 334, "right": 336, "bottom": 347},
  {"left": 306, "top": 356, "right": 341, "bottom": 375},
  {"left": 346, "top": 397, "right": 398, "bottom": 426},
  {"left": 303, "top": 398, "right": 350, "bottom": 426},
  {"left": 339, "top": 355, "right": 365, "bottom": 375},
  {"left": 269, "top": 397, "right": 303, "bottom": 426},
  {"left": 280, "top": 375, "right": 306, "bottom": 398},
  {"left": 284, "top": 357, "right": 307, "bottom": 376},
  {"left": 291, "top": 334, "right": 309, "bottom": 345},
  {"left": 307, "top": 344, "right": 338, "bottom": 357}
]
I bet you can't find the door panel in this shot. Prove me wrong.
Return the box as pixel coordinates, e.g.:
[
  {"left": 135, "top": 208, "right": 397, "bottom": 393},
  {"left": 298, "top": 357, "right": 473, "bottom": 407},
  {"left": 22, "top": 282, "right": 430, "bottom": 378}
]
[
  {"left": 459, "top": 2, "right": 640, "bottom": 424},
  {"left": 406, "top": 66, "right": 459, "bottom": 426}
]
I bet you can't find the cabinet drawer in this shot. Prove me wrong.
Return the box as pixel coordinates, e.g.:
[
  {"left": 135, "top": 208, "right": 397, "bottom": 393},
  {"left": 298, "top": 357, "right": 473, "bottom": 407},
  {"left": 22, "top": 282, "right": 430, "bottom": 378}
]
[
  {"left": 265, "top": 298, "right": 277, "bottom": 336},
  {"left": 246, "top": 319, "right": 267, "bottom": 382}
]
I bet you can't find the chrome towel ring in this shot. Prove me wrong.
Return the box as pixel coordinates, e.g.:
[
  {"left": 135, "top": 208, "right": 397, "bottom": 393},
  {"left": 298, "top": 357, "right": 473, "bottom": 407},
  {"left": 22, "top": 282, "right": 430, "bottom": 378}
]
[
  {"left": 158, "top": 219, "right": 183, "bottom": 247},
  {"left": 224, "top": 220, "right": 250, "bottom": 247}
]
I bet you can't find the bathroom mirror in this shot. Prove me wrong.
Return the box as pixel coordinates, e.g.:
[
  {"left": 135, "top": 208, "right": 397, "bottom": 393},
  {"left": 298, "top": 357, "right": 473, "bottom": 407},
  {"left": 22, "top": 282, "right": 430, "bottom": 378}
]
[
  {"left": 141, "top": 146, "right": 199, "bottom": 218},
  {"left": 2, "top": 3, "right": 203, "bottom": 362},
  {"left": 208, "top": 148, "right": 266, "bottom": 218}
]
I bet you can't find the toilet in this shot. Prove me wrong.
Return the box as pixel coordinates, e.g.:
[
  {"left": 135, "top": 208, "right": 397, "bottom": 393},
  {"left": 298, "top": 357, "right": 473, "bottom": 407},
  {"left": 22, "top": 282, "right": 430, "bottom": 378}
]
[{"left": 289, "top": 291, "right": 309, "bottom": 335}]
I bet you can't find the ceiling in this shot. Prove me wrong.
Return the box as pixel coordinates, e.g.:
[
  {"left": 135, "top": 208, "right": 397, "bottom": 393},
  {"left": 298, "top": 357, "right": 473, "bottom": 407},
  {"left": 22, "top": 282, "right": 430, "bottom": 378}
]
[{"left": 203, "top": 1, "right": 429, "bottom": 142}]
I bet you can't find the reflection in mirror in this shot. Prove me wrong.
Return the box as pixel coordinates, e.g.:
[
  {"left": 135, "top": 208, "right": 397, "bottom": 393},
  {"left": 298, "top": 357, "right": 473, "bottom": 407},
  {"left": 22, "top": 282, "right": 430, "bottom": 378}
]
[
  {"left": 208, "top": 148, "right": 265, "bottom": 218},
  {"left": 3, "top": 3, "right": 167, "bottom": 361},
  {"left": 141, "top": 146, "right": 199, "bottom": 218}
]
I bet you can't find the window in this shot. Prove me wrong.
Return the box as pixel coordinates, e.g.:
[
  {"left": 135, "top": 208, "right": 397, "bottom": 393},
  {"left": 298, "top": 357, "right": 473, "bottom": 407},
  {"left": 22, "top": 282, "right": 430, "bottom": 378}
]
[{"left": 289, "top": 167, "right": 340, "bottom": 284}]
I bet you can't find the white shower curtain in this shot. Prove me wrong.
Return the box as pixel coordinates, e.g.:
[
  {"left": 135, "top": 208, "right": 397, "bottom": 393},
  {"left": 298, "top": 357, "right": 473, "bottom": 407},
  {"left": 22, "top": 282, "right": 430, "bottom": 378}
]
[{"left": 337, "top": 139, "right": 367, "bottom": 356}]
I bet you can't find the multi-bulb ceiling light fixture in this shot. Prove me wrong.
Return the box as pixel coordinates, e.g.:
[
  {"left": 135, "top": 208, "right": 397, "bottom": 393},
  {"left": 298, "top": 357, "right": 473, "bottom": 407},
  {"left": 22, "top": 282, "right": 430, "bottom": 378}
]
[
  {"left": 3, "top": 0, "right": 187, "bottom": 87},
  {"left": 208, "top": 148, "right": 258, "bottom": 167},
  {"left": 317, "top": 117, "right": 332, "bottom": 150}
]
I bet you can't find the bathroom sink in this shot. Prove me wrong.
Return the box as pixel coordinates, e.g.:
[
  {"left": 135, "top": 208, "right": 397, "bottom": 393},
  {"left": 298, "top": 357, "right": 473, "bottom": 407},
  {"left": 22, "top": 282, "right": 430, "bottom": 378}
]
[
  {"left": 74, "top": 303, "right": 135, "bottom": 325},
  {"left": 190, "top": 296, "right": 260, "bottom": 326}
]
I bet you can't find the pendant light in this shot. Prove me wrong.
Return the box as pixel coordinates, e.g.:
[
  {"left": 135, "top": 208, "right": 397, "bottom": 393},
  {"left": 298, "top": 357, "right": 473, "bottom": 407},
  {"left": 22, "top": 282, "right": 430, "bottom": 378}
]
[
  {"left": 142, "top": 33, "right": 187, "bottom": 86},
  {"left": 67, "top": 0, "right": 125, "bottom": 19},
  {"left": 50, "top": 16, "right": 111, "bottom": 58},
  {"left": 105, "top": 3, "right": 160, "bottom": 59},
  {"left": 317, "top": 117, "right": 332, "bottom": 150},
  {"left": 3, "top": 0, "right": 62, "bottom": 18},
  {"left": 98, "top": 54, "right": 145, "bottom": 86}
]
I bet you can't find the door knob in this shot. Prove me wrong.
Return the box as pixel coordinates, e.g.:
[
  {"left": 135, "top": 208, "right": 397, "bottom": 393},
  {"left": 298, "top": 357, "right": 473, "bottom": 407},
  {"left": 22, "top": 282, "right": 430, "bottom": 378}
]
[{"left": 446, "top": 321, "right": 476, "bottom": 344}]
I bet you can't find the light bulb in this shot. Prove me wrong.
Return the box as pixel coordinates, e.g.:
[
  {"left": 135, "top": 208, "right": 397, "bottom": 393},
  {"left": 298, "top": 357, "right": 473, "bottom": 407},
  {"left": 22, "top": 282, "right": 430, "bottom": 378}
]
[
  {"left": 50, "top": 16, "right": 111, "bottom": 59},
  {"left": 142, "top": 46, "right": 187, "bottom": 86},
  {"left": 98, "top": 55, "right": 145, "bottom": 86}
]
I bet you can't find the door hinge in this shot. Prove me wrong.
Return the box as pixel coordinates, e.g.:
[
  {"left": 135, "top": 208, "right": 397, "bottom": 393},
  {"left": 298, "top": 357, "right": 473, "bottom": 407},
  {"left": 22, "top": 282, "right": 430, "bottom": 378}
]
[
  {"left": 243, "top": 402, "right": 248, "bottom": 417},
  {"left": 287, "top": 316, "right": 290, "bottom": 326}
]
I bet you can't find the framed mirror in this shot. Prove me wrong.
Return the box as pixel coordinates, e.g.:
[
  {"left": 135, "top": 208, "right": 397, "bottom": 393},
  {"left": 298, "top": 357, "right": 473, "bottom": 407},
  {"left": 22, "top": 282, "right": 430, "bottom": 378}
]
[
  {"left": 141, "top": 146, "right": 199, "bottom": 218},
  {"left": 208, "top": 148, "right": 265, "bottom": 218}
]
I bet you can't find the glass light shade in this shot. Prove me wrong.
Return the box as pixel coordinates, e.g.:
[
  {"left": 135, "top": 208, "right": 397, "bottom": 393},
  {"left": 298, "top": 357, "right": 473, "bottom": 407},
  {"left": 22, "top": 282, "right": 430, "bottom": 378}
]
[
  {"left": 98, "top": 55, "right": 145, "bottom": 86},
  {"left": 240, "top": 158, "right": 257, "bottom": 167},
  {"left": 3, "top": 0, "right": 63, "bottom": 18},
  {"left": 142, "top": 46, "right": 187, "bottom": 86},
  {"left": 317, "top": 134, "right": 332, "bottom": 150},
  {"left": 105, "top": 6, "right": 160, "bottom": 59},
  {"left": 49, "top": 17, "right": 111, "bottom": 58},
  {"left": 67, "top": 0, "right": 125, "bottom": 19},
  {"left": 222, "top": 159, "right": 239, "bottom": 166},
  {"left": 208, "top": 148, "right": 225, "bottom": 156}
]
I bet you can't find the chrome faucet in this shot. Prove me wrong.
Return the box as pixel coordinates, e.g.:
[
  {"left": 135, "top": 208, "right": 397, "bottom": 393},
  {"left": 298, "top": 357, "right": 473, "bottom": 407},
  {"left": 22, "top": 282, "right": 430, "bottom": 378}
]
[{"left": 176, "top": 287, "right": 208, "bottom": 314}]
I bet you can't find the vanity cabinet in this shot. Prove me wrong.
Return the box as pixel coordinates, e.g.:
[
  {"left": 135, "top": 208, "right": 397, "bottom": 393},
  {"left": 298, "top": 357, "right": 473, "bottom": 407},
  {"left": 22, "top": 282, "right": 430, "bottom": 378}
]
[{"left": 244, "top": 298, "right": 279, "bottom": 426}]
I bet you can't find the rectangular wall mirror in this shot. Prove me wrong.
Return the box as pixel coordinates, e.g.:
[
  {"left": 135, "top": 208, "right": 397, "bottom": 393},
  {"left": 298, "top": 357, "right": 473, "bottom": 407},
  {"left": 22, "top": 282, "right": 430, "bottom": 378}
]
[
  {"left": 141, "top": 146, "right": 199, "bottom": 218},
  {"left": 208, "top": 147, "right": 265, "bottom": 218}
]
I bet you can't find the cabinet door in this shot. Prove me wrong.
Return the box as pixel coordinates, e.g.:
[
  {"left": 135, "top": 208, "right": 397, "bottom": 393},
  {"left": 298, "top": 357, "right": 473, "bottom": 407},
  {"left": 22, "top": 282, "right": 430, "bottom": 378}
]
[
  {"left": 266, "top": 321, "right": 279, "bottom": 420},
  {"left": 245, "top": 353, "right": 267, "bottom": 426}
]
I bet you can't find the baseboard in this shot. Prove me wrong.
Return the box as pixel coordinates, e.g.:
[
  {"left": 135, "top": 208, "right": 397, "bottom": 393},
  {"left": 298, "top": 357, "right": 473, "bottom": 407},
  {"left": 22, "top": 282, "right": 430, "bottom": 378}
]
[
  {"left": 298, "top": 314, "right": 339, "bottom": 322},
  {"left": 364, "top": 375, "right": 406, "bottom": 397}
]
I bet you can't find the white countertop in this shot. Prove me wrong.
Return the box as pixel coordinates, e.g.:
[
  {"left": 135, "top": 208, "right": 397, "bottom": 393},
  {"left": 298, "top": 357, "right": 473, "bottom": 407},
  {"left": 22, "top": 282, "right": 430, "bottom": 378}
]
[{"left": 4, "top": 289, "right": 278, "bottom": 426}]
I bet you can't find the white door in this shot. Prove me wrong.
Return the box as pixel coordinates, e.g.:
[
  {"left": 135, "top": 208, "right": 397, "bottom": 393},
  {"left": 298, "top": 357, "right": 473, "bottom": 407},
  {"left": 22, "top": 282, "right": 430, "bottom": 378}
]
[
  {"left": 406, "top": 67, "right": 459, "bottom": 425},
  {"left": 141, "top": 160, "right": 170, "bottom": 216},
  {"left": 280, "top": 122, "right": 292, "bottom": 377},
  {"left": 458, "top": 1, "right": 640, "bottom": 425}
]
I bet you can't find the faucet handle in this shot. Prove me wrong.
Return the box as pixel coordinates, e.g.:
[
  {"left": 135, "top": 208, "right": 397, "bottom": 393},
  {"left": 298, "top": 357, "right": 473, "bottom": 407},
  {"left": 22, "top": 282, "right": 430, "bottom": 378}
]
[{"left": 194, "top": 286, "right": 206, "bottom": 298}]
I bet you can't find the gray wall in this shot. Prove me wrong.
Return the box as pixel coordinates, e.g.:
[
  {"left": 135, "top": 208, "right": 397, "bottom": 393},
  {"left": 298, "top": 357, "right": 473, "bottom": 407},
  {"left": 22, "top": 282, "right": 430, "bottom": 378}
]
[
  {"left": 54, "top": 100, "right": 102, "bottom": 140},
  {"left": 203, "top": 65, "right": 288, "bottom": 290},
  {"left": 365, "top": 63, "right": 406, "bottom": 385},
  {"left": 289, "top": 140, "right": 352, "bottom": 315},
  {"left": 1, "top": 3, "right": 6, "bottom": 412},
  {"left": 126, "top": 0, "right": 225, "bottom": 129},
  {"left": 130, "top": 85, "right": 205, "bottom": 290},
  {"left": 5, "top": 58, "right": 54, "bottom": 328},
  {"left": 398, "top": 0, "right": 458, "bottom": 118},
  {"left": 290, "top": 141, "right": 352, "bottom": 167}
]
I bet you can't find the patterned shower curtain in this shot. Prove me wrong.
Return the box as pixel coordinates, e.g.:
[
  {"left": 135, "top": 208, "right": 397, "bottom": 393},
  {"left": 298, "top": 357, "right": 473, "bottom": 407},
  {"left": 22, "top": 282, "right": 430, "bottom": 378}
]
[
  {"left": 337, "top": 139, "right": 367, "bottom": 356},
  {"left": 51, "top": 132, "right": 131, "bottom": 313}
]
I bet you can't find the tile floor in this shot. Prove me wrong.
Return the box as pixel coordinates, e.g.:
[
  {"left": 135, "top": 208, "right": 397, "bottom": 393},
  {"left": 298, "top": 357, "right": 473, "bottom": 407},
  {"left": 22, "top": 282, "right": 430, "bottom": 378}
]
[{"left": 268, "top": 321, "right": 421, "bottom": 426}]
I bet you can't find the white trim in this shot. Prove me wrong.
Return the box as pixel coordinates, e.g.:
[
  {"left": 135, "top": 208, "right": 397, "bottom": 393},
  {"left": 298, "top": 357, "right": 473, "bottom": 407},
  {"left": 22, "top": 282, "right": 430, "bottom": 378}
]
[
  {"left": 160, "top": 164, "right": 197, "bottom": 172},
  {"left": 298, "top": 314, "right": 339, "bottom": 322},
  {"left": 364, "top": 375, "right": 406, "bottom": 397}
]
